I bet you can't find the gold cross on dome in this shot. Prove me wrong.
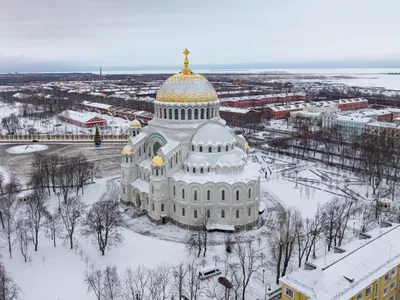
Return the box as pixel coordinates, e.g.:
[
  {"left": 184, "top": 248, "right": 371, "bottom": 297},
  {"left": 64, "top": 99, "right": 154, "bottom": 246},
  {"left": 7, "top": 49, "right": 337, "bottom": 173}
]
[{"left": 182, "top": 48, "right": 190, "bottom": 74}]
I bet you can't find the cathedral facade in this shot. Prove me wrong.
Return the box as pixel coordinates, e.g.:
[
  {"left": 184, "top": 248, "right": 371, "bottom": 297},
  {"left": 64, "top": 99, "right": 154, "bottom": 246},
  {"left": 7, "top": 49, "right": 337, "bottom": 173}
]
[{"left": 120, "top": 50, "right": 260, "bottom": 230}]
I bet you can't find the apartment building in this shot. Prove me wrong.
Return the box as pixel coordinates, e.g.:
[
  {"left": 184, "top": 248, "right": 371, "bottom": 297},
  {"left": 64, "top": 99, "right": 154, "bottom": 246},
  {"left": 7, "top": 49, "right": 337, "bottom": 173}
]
[{"left": 281, "top": 224, "right": 400, "bottom": 300}]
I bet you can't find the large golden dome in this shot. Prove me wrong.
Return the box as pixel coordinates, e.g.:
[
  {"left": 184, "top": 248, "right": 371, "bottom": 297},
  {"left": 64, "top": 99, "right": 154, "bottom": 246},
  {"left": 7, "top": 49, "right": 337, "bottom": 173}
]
[{"left": 156, "top": 49, "right": 218, "bottom": 103}]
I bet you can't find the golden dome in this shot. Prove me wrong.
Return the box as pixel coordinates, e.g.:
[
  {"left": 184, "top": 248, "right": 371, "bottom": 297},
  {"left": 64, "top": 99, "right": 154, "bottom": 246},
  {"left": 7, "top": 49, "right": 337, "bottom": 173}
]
[
  {"left": 121, "top": 145, "right": 134, "bottom": 153},
  {"left": 244, "top": 142, "right": 249, "bottom": 149},
  {"left": 130, "top": 119, "right": 141, "bottom": 128},
  {"left": 152, "top": 155, "right": 164, "bottom": 166},
  {"left": 156, "top": 49, "right": 218, "bottom": 103}
]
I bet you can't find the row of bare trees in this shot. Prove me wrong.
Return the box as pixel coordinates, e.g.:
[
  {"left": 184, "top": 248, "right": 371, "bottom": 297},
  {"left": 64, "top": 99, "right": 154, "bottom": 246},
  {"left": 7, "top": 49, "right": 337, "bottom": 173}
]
[
  {"left": 84, "top": 234, "right": 265, "bottom": 300},
  {"left": 30, "top": 153, "right": 95, "bottom": 202},
  {"left": 268, "top": 197, "right": 375, "bottom": 285}
]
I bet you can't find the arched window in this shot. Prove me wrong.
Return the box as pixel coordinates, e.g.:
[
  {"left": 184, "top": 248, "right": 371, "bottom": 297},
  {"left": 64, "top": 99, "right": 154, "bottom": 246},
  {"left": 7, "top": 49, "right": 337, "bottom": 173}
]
[
  {"left": 206, "top": 107, "right": 210, "bottom": 119},
  {"left": 236, "top": 210, "right": 239, "bottom": 219},
  {"left": 169, "top": 108, "right": 173, "bottom": 119},
  {"left": 236, "top": 190, "right": 239, "bottom": 201},
  {"left": 159, "top": 108, "right": 162, "bottom": 118},
  {"left": 151, "top": 186, "right": 154, "bottom": 194},
  {"left": 207, "top": 209, "right": 210, "bottom": 218},
  {"left": 194, "top": 108, "right": 199, "bottom": 120},
  {"left": 181, "top": 108, "right": 185, "bottom": 120},
  {"left": 182, "top": 189, "right": 185, "bottom": 199},
  {"left": 194, "top": 210, "right": 198, "bottom": 218},
  {"left": 182, "top": 207, "right": 185, "bottom": 216},
  {"left": 208, "top": 147, "right": 212, "bottom": 153},
  {"left": 200, "top": 108, "right": 204, "bottom": 119},
  {"left": 192, "top": 145, "right": 194, "bottom": 151},
  {"left": 188, "top": 109, "right": 192, "bottom": 120},
  {"left": 174, "top": 109, "right": 179, "bottom": 120},
  {"left": 208, "top": 167, "right": 210, "bottom": 172},
  {"left": 194, "top": 190, "right": 197, "bottom": 201},
  {"left": 199, "top": 146, "right": 203, "bottom": 152},
  {"left": 163, "top": 108, "right": 167, "bottom": 119},
  {"left": 152, "top": 203, "right": 155, "bottom": 211},
  {"left": 221, "top": 210, "right": 225, "bottom": 218},
  {"left": 170, "top": 160, "right": 172, "bottom": 168},
  {"left": 173, "top": 204, "right": 176, "bottom": 212},
  {"left": 211, "top": 107, "right": 214, "bottom": 118},
  {"left": 248, "top": 188, "right": 251, "bottom": 199},
  {"left": 193, "top": 168, "right": 196, "bottom": 174},
  {"left": 200, "top": 168, "right": 204, "bottom": 173},
  {"left": 248, "top": 207, "right": 251, "bottom": 216},
  {"left": 173, "top": 185, "right": 176, "bottom": 196},
  {"left": 226, "top": 145, "right": 229, "bottom": 151},
  {"left": 156, "top": 169, "right": 159, "bottom": 176},
  {"left": 221, "top": 190, "right": 225, "bottom": 201},
  {"left": 218, "top": 146, "right": 221, "bottom": 153},
  {"left": 207, "top": 190, "right": 210, "bottom": 200},
  {"left": 187, "top": 166, "right": 189, "bottom": 172},
  {"left": 161, "top": 203, "right": 164, "bottom": 212},
  {"left": 176, "top": 154, "right": 178, "bottom": 163}
]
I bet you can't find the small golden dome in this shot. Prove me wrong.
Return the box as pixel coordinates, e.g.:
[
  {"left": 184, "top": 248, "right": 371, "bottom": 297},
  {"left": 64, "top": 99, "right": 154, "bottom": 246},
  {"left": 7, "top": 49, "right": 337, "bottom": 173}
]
[
  {"left": 130, "top": 119, "right": 141, "bottom": 128},
  {"left": 121, "top": 145, "right": 134, "bottom": 153},
  {"left": 152, "top": 155, "right": 164, "bottom": 166},
  {"left": 244, "top": 142, "right": 249, "bottom": 149}
]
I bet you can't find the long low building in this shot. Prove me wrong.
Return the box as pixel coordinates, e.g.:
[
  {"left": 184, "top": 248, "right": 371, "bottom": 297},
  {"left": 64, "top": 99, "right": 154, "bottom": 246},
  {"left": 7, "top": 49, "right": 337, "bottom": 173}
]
[
  {"left": 220, "top": 92, "right": 307, "bottom": 108},
  {"left": 281, "top": 224, "right": 400, "bottom": 300},
  {"left": 58, "top": 110, "right": 107, "bottom": 128}
]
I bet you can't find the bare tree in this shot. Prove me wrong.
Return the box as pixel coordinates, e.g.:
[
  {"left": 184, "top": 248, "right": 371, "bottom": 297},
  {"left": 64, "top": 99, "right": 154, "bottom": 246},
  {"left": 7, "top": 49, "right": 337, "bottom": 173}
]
[
  {"left": 46, "top": 209, "right": 62, "bottom": 247},
  {"left": 0, "top": 260, "right": 22, "bottom": 300},
  {"left": 82, "top": 200, "right": 125, "bottom": 256},
  {"left": 84, "top": 266, "right": 104, "bottom": 300},
  {"left": 147, "top": 264, "right": 172, "bottom": 300},
  {"left": 360, "top": 202, "right": 377, "bottom": 233},
  {"left": 172, "top": 263, "right": 186, "bottom": 300},
  {"left": 122, "top": 266, "right": 150, "bottom": 300},
  {"left": 16, "top": 219, "right": 29, "bottom": 263},
  {"left": 186, "top": 214, "right": 212, "bottom": 258},
  {"left": 230, "top": 235, "right": 263, "bottom": 300},
  {"left": 184, "top": 261, "right": 202, "bottom": 300},
  {"left": 25, "top": 188, "right": 48, "bottom": 251},
  {"left": 0, "top": 178, "right": 20, "bottom": 258},
  {"left": 73, "top": 154, "right": 94, "bottom": 196},
  {"left": 60, "top": 196, "right": 86, "bottom": 249},
  {"left": 103, "top": 265, "right": 122, "bottom": 300}
]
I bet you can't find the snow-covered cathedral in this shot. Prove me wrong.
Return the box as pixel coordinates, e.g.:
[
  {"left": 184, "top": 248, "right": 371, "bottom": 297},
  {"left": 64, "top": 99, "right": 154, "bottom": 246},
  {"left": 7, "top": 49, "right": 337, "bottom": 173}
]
[{"left": 120, "top": 49, "right": 260, "bottom": 230}]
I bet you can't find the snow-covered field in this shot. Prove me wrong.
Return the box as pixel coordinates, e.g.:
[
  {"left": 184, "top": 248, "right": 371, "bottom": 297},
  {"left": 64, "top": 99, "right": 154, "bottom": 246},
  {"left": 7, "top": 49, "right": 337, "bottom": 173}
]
[
  {"left": 0, "top": 149, "right": 383, "bottom": 300},
  {"left": 6, "top": 144, "right": 48, "bottom": 154}
]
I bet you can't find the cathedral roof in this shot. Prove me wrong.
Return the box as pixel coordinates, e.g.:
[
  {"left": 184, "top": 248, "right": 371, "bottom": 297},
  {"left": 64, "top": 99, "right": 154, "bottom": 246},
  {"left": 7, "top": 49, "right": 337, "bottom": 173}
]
[
  {"left": 156, "top": 49, "right": 218, "bottom": 103},
  {"left": 191, "top": 123, "right": 236, "bottom": 146}
]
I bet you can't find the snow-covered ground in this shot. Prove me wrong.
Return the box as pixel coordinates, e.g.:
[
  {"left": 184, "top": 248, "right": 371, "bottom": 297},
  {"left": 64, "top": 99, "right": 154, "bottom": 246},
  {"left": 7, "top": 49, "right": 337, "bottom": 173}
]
[{"left": 6, "top": 144, "right": 48, "bottom": 154}]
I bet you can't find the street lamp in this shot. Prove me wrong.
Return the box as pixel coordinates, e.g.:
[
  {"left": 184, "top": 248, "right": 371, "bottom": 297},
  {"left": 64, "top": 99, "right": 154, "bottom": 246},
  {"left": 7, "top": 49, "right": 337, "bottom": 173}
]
[{"left": 262, "top": 269, "right": 265, "bottom": 283}]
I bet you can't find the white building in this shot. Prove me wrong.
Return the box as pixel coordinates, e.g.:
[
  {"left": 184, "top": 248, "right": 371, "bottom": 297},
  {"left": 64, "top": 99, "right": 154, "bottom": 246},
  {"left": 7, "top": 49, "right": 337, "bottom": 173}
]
[{"left": 119, "top": 50, "right": 261, "bottom": 230}]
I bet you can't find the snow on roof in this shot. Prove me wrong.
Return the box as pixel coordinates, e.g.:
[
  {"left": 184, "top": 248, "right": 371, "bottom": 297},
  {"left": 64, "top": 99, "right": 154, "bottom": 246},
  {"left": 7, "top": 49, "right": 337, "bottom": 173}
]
[
  {"left": 12, "top": 92, "right": 31, "bottom": 99},
  {"left": 220, "top": 92, "right": 306, "bottom": 102},
  {"left": 58, "top": 110, "right": 106, "bottom": 123},
  {"left": 172, "top": 160, "right": 260, "bottom": 185},
  {"left": 336, "top": 115, "right": 371, "bottom": 123},
  {"left": 139, "top": 159, "right": 152, "bottom": 171},
  {"left": 281, "top": 224, "right": 400, "bottom": 300},
  {"left": 367, "top": 121, "right": 399, "bottom": 128},
  {"left": 130, "top": 179, "right": 149, "bottom": 194},
  {"left": 160, "top": 139, "right": 180, "bottom": 156},
  {"left": 206, "top": 224, "right": 235, "bottom": 231},
  {"left": 191, "top": 123, "right": 236, "bottom": 146},
  {"left": 81, "top": 101, "right": 112, "bottom": 110},
  {"left": 17, "top": 190, "right": 34, "bottom": 197},
  {"left": 219, "top": 106, "right": 251, "bottom": 114},
  {"left": 130, "top": 132, "right": 147, "bottom": 146}
]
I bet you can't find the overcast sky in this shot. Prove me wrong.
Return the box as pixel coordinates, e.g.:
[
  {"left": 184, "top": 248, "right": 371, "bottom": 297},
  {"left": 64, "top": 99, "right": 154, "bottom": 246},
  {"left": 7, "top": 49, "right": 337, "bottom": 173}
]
[{"left": 1, "top": 0, "right": 399, "bottom": 71}]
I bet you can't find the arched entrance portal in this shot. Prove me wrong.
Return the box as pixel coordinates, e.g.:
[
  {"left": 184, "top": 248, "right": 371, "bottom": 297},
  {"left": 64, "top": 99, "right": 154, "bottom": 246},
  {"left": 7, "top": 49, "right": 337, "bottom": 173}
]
[
  {"left": 153, "top": 142, "right": 161, "bottom": 156},
  {"left": 146, "top": 133, "right": 167, "bottom": 157}
]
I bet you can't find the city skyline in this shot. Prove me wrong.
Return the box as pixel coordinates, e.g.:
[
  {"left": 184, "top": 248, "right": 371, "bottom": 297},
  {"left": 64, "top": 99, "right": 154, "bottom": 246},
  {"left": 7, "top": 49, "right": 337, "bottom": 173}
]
[{"left": 1, "top": 0, "right": 400, "bottom": 72}]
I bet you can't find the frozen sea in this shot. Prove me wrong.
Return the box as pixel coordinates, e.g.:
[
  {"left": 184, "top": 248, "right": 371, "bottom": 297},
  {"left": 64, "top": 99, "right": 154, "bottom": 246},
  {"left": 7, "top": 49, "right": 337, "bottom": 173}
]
[{"left": 100, "top": 68, "right": 400, "bottom": 90}]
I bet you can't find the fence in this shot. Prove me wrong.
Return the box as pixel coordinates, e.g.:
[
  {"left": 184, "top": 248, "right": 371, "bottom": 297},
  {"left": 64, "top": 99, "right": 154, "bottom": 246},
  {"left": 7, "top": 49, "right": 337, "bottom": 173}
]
[{"left": 0, "top": 135, "right": 128, "bottom": 141}]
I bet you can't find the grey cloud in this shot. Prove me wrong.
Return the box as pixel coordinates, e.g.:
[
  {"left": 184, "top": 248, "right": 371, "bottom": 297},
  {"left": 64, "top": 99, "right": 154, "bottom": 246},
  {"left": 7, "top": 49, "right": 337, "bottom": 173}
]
[{"left": 0, "top": 0, "right": 400, "bottom": 71}]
